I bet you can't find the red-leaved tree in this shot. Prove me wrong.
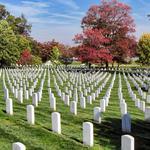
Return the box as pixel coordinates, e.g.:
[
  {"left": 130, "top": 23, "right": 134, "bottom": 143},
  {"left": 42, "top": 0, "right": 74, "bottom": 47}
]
[
  {"left": 74, "top": 28, "right": 112, "bottom": 66},
  {"left": 74, "top": 0, "right": 137, "bottom": 67},
  {"left": 38, "top": 39, "right": 66, "bottom": 62},
  {"left": 17, "top": 49, "right": 32, "bottom": 65}
]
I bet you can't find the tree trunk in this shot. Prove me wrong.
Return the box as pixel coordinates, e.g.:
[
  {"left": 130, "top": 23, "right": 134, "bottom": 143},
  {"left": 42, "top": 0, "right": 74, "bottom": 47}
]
[
  {"left": 117, "top": 62, "right": 120, "bottom": 68},
  {"left": 88, "top": 62, "right": 91, "bottom": 69},
  {"left": 112, "top": 61, "right": 114, "bottom": 68},
  {"left": 105, "top": 61, "right": 109, "bottom": 68}
]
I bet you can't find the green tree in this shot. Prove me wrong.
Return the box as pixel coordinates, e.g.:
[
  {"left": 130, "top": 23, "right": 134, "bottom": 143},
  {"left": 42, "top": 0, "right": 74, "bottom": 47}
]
[
  {"left": 50, "top": 46, "right": 60, "bottom": 65},
  {"left": 17, "top": 35, "right": 31, "bottom": 52},
  {"left": 0, "top": 4, "right": 9, "bottom": 19},
  {"left": 138, "top": 33, "right": 150, "bottom": 65},
  {"left": 28, "top": 37, "right": 40, "bottom": 56},
  {"left": 6, "top": 14, "right": 31, "bottom": 36},
  {"left": 31, "top": 55, "right": 42, "bottom": 65},
  {"left": 0, "top": 20, "right": 20, "bottom": 66},
  {"left": 0, "top": 5, "right": 31, "bottom": 36}
]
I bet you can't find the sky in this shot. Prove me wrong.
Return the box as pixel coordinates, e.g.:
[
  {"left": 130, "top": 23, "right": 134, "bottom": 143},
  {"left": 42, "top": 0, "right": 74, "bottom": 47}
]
[{"left": 0, "top": 0, "right": 150, "bottom": 45}]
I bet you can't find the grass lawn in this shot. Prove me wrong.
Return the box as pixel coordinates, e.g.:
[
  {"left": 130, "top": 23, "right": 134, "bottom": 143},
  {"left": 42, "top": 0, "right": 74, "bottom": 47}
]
[{"left": 0, "top": 69, "right": 149, "bottom": 150}]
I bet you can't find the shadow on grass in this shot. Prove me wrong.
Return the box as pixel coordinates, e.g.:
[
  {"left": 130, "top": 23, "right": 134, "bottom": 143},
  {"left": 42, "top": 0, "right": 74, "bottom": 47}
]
[
  {"left": 92, "top": 117, "right": 150, "bottom": 150},
  {"left": 93, "top": 117, "right": 122, "bottom": 150},
  {"left": 132, "top": 119, "right": 150, "bottom": 150}
]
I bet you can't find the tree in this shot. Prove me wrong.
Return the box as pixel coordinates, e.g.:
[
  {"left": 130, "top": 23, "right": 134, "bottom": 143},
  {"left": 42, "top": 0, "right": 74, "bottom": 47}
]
[
  {"left": 6, "top": 14, "right": 31, "bottom": 36},
  {"left": 38, "top": 42, "right": 52, "bottom": 62},
  {"left": 0, "top": 20, "right": 20, "bottom": 66},
  {"left": 31, "top": 55, "right": 42, "bottom": 65},
  {"left": 0, "top": 5, "right": 31, "bottom": 36},
  {"left": 0, "top": 4, "right": 10, "bottom": 20},
  {"left": 29, "top": 38, "right": 41, "bottom": 56},
  {"left": 16, "top": 35, "right": 31, "bottom": 52},
  {"left": 39, "top": 39, "right": 66, "bottom": 63},
  {"left": 74, "top": 28, "right": 112, "bottom": 67},
  {"left": 17, "top": 49, "right": 32, "bottom": 65},
  {"left": 74, "top": 0, "right": 136, "bottom": 67},
  {"left": 59, "top": 46, "right": 74, "bottom": 66},
  {"left": 50, "top": 46, "right": 60, "bottom": 65},
  {"left": 138, "top": 33, "right": 150, "bottom": 65}
]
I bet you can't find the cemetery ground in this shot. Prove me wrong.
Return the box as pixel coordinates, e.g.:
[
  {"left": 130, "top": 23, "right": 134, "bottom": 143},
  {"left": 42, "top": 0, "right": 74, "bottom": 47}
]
[{"left": 0, "top": 68, "right": 150, "bottom": 150}]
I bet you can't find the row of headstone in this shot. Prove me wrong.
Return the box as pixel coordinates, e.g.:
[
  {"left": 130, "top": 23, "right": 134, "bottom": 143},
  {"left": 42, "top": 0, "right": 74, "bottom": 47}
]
[
  {"left": 11, "top": 133, "right": 135, "bottom": 149},
  {"left": 118, "top": 73, "right": 131, "bottom": 133},
  {"left": 128, "top": 73, "right": 149, "bottom": 102},
  {"left": 3, "top": 68, "right": 46, "bottom": 107},
  {"left": 3, "top": 68, "right": 45, "bottom": 101},
  {"left": 93, "top": 72, "right": 116, "bottom": 124},
  {"left": 123, "top": 72, "right": 150, "bottom": 122},
  {"left": 51, "top": 70, "right": 112, "bottom": 113}
]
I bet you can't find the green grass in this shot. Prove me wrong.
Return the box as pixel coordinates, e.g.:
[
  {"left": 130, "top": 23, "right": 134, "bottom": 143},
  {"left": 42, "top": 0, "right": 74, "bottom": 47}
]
[{"left": 0, "top": 69, "right": 149, "bottom": 150}]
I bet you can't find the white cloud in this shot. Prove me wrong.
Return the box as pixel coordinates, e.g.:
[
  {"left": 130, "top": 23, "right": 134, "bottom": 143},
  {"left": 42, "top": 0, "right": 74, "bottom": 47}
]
[
  {"left": 54, "top": 0, "right": 79, "bottom": 10},
  {"left": 2, "top": 2, "right": 49, "bottom": 17},
  {"left": 21, "top": 1, "right": 51, "bottom": 8},
  {"left": 48, "top": 13, "right": 82, "bottom": 21}
]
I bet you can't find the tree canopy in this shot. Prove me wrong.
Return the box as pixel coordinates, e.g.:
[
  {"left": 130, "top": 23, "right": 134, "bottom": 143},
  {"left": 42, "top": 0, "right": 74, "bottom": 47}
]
[
  {"left": 0, "top": 20, "right": 20, "bottom": 66},
  {"left": 74, "top": 0, "right": 137, "bottom": 67},
  {"left": 138, "top": 33, "right": 150, "bottom": 65}
]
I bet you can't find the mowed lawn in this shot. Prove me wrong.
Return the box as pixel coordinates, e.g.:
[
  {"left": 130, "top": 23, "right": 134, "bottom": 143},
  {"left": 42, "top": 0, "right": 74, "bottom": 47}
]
[{"left": 0, "top": 69, "right": 149, "bottom": 150}]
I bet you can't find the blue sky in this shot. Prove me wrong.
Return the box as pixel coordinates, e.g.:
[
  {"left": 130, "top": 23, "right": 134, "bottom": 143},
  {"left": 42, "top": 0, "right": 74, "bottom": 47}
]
[{"left": 0, "top": 0, "right": 150, "bottom": 45}]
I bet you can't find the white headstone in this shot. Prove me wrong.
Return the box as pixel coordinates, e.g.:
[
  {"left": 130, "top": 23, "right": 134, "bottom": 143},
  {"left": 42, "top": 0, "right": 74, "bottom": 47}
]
[
  {"left": 100, "top": 99, "right": 106, "bottom": 112},
  {"left": 65, "top": 95, "right": 70, "bottom": 106},
  {"left": 61, "top": 92, "right": 65, "bottom": 101},
  {"left": 83, "top": 122, "right": 94, "bottom": 147},
  {"left": 27, "top": 105, "right": 35, "bottom": 125},
  {"left": 142, "top": 92, "right": 146, "bottom": 100},
  {"left": 14, "top": 88, "right": 18, "bottom": 99},
  {"left": 25, "top": 90, "right": 29, "bottom": 100},
  {"left": 135, "top": 99, "right": 140, "bottom": 108},
  {"left": 32, "top": 93, "right": 38, "bottom": 107},
  {"left": 145, "top": 107, "right": 150, "bottom": 122},
  {"left": 69, "top": 90, "right": 72, "bottom": 98},
  {"left": 6, "top": 98, "right": 13, "bottom": 115},
  {"left": 93, "top": 107, "right": 101, "bottom": 123},
  {"left": 87, "top": 96, "right": 92, "bottom": 104},
  {"left": 4, "top": 88, "right": 9, "bottom": 100},
  {"left": 18, "top": 89, "right": 23, "bottom": 103},
  {"left": 70, "top": 101, "right": 77, "bottom": 115},
  {"left": 12, "top": 142, "right": 26, "bottom": 150},
  {"left": 92, "top": 93, "right": 95, "bottom": 101},
  {"left": 50, "top": 94, "right": 56, "bottom": 111},
  {"left": 121, "top": 102, "right": 127, "bottom": 115},
  {"left": 29, "top": 88, "right": 33, "bottom": 97},
  {"left": 80, "top": 97, "right": 86, "bottom": 109},
  {"left": 121, "top": 135, "right": 134, "bottom": 150},
  {"left": 38, "top": 91, "right": 42, "bottom": 102},
  {"left": 52, "top": 112, "right": 61, "bottom": 134},
  {"left": 147, "top": 95, "right": 150, "bottom": 103},
  {"left": 140, "top": 101, "right": 145, "bottom": 112}
]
